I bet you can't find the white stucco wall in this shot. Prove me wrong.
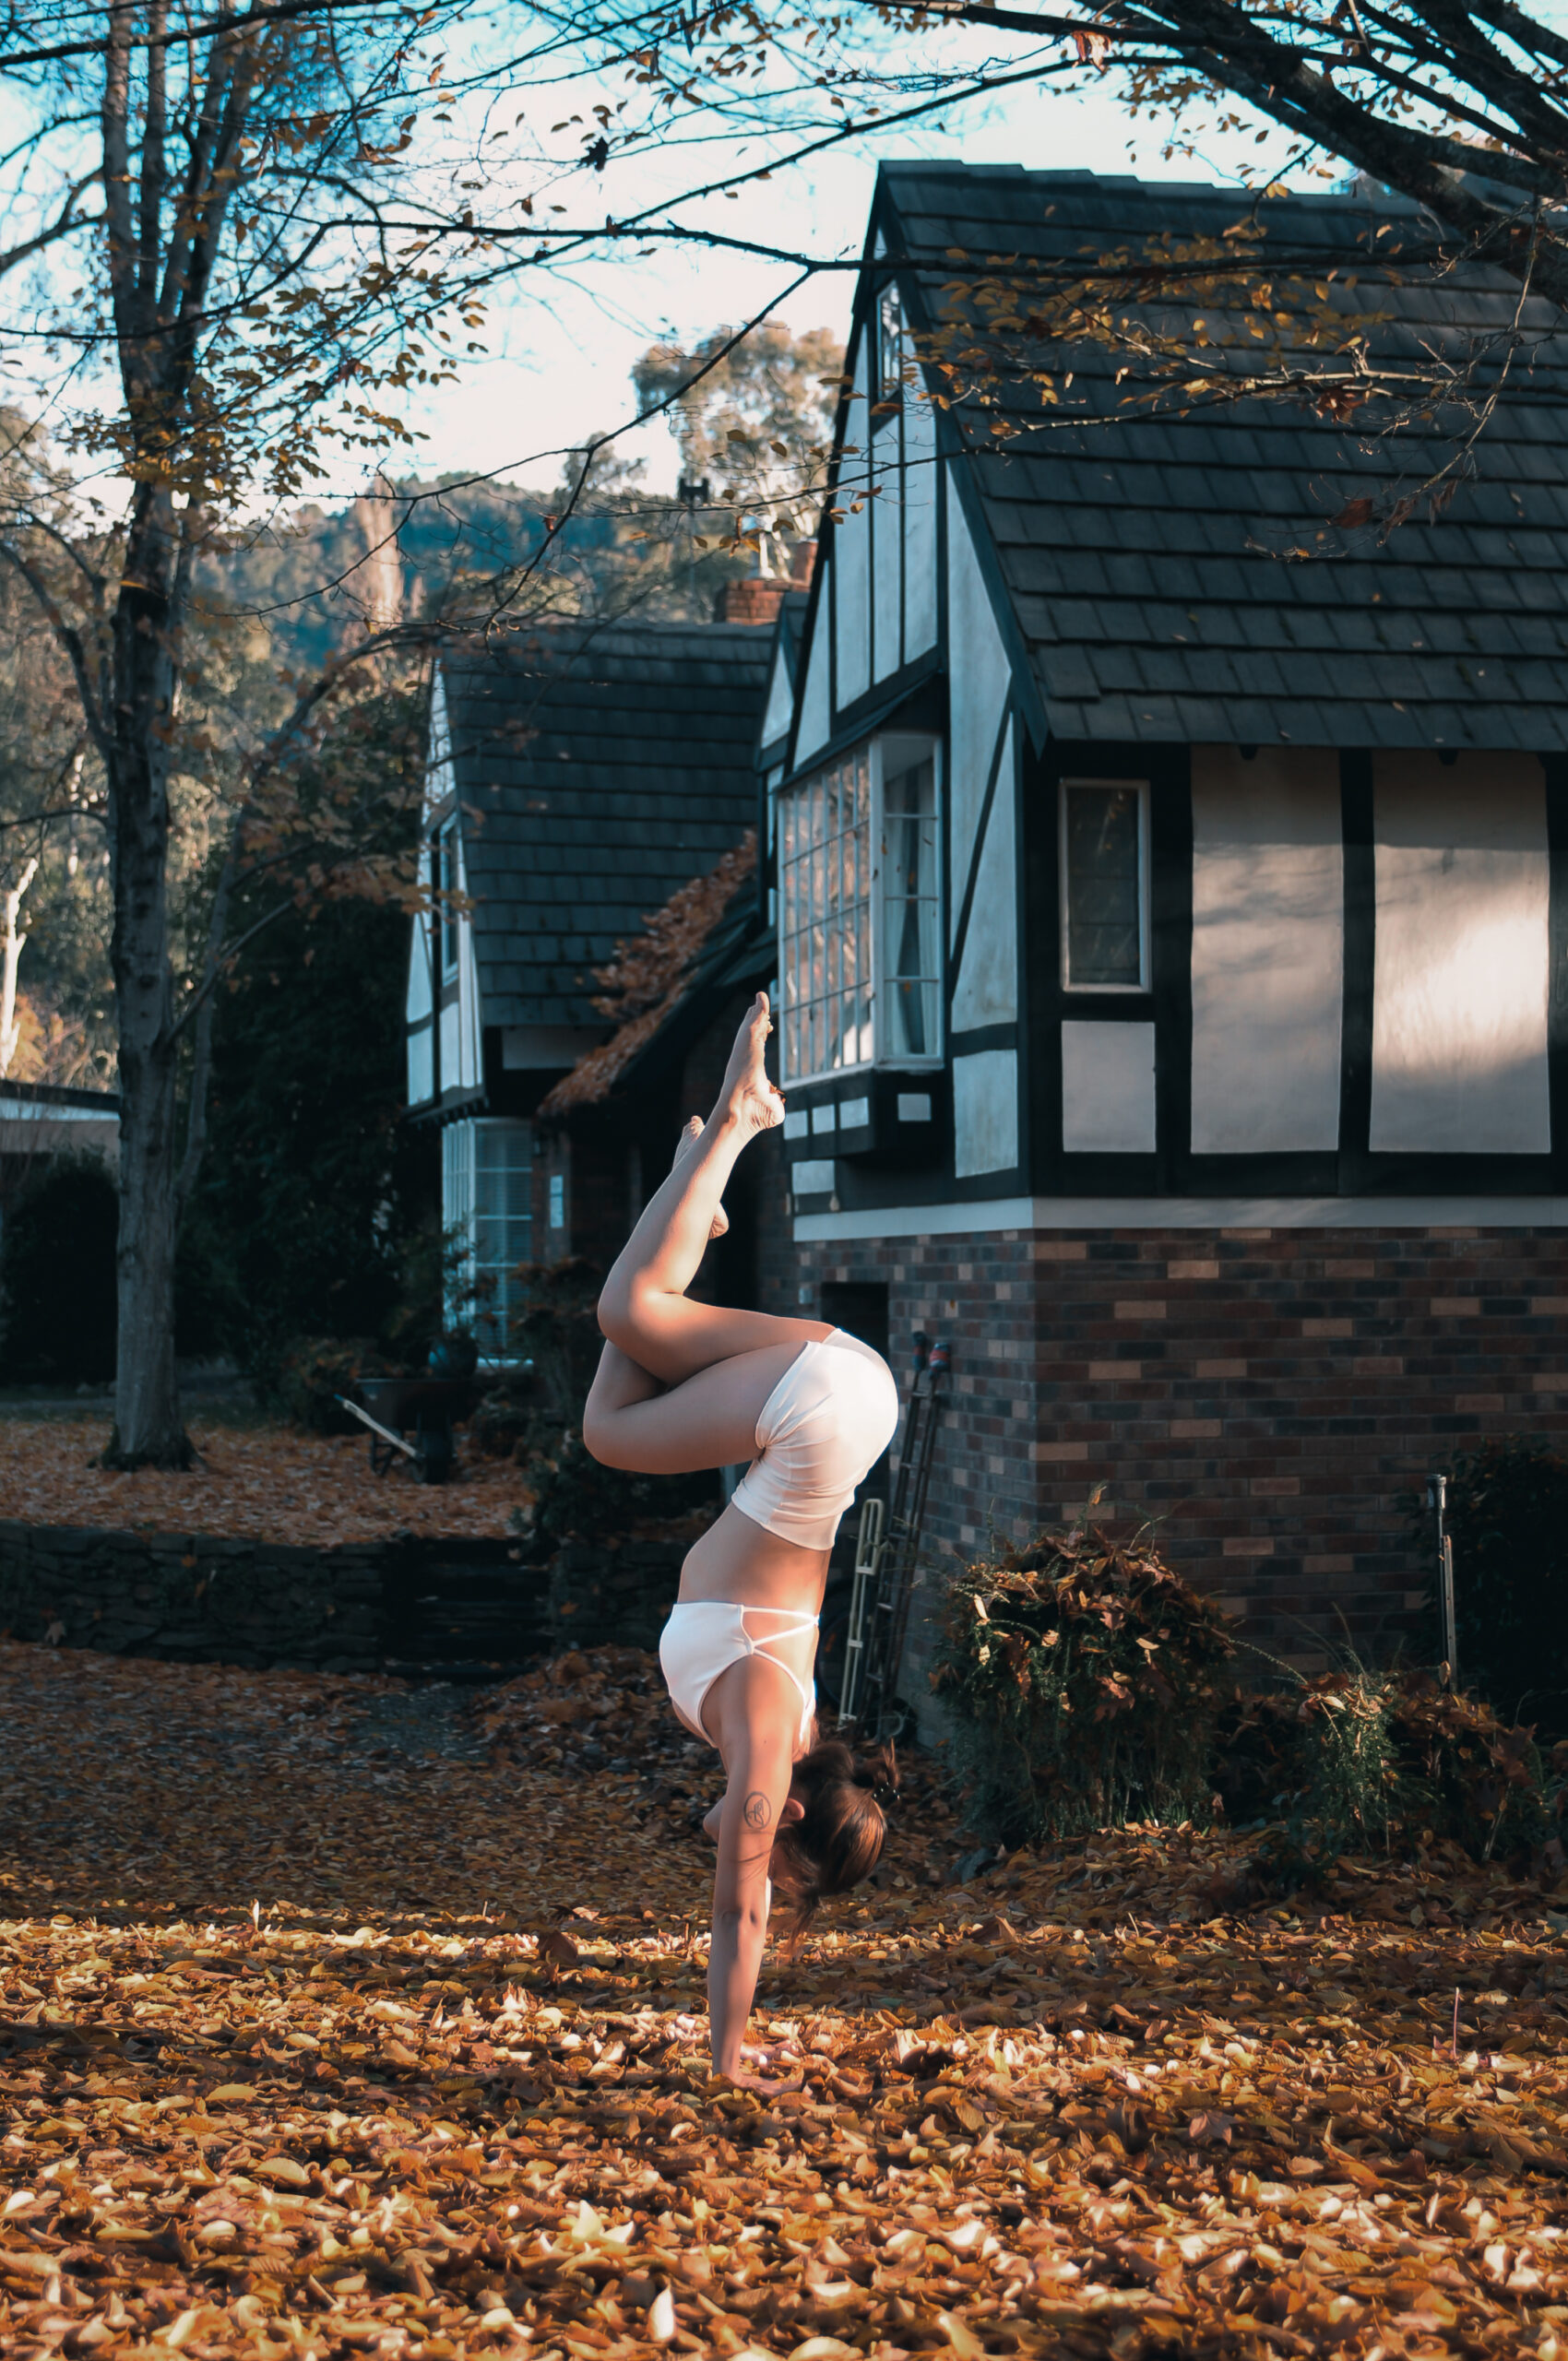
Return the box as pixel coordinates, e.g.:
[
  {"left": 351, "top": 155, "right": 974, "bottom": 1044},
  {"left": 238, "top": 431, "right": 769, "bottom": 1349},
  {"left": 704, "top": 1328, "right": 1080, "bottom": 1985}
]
[
  {"left": 1190, "top": 746, "right": 1344, "bottom": 1153},
  {"left": 407, "top": 1026, "right": 434, "bottom": 1107},
  {"left": 833, "top": 328, "right": 872, "bottom": 712},
  {"left": 795, "top": 563, "right": 832, "bottom": 765},
  {"left": 872, "top": 406, "right": 901, "bottom": 683},
  {"left": 955, "top": 1047, "right": 1019, "bottom": 1176},
  {"left": 456, "top": 837, "right": 483, "bottom": 1091},
  {"left": 1370, "top": 753, "right": 1550, "bottom": 1155},
  {"left": 761, "top": 639, "right": 794, "bottom": 745},
  {"left": 951, "top": 720, "right": 1018, "bottom": 1030},
  {"left": 407, "top": 910, "right": 433, "bottom": 1026},
  {"left": 903, "top": 380, "right": 938, "bottom": 658},
  {"left": 1062, "top": 1020, "right": 1157, "bottom": 1153},
  {"left": 945, "top": 484, "right": 1013, "bottom": 943}
]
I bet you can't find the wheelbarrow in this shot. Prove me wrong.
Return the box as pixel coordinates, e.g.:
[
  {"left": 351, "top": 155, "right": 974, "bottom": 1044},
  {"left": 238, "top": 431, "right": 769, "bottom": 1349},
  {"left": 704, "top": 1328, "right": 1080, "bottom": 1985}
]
[{"left": 335, "top": 1376, "right": 480, "bottom": 1485}]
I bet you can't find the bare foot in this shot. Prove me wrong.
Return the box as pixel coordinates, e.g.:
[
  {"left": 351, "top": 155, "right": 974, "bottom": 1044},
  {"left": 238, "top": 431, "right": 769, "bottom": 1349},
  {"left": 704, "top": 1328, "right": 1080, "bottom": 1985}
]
[
  {"left": 671, "top": 1115, "right": 730, "bottom": 1240},
  {"left": 716, "top": 991, "right": 786, "bottom": 1137}
]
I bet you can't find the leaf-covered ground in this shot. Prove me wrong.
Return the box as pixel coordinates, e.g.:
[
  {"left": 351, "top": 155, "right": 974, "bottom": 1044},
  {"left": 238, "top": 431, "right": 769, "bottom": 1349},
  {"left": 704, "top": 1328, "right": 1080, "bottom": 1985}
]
[
  {"left": 4, "top": 1639, "right": 1568, "bottom": 2360},
  {"left": 0, "top": 1421, "right": 534, "bottom": 1542}
]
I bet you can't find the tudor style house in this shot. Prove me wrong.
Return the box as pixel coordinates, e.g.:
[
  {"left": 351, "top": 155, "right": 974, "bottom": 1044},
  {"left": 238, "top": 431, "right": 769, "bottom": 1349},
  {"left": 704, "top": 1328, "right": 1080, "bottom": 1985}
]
[
  {"left": 405, "top": 622, "right": 771, "bottom": 1349},
  {"left": 731, "top": 161, "right": 1568, "bottom": 1663},
  {"left": 417, "top": 160, "right": 1568, "bottom": 1671}
]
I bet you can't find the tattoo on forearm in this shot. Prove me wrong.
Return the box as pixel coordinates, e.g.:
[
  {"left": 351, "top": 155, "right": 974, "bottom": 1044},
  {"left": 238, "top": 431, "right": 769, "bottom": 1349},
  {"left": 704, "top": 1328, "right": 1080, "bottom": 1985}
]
[{"left": 742, "top": 1791, "right": 772, "bottom": 1833}]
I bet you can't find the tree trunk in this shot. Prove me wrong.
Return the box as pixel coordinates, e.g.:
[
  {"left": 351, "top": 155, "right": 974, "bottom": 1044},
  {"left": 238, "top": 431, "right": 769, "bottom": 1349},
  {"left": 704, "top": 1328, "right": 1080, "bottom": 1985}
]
[{"left": 103, "top": 483, "right": 191, "bottom": 1469}]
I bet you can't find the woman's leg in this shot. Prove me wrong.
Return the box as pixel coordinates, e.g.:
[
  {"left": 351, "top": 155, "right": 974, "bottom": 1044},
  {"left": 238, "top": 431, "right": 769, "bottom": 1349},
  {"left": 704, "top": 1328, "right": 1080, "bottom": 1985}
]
[
  {"left": 583, "top": 1335, "right": 807, "bottom": 1474},
  {"left": 597, "top": 992, "right": 828, "bottom": 1387}
]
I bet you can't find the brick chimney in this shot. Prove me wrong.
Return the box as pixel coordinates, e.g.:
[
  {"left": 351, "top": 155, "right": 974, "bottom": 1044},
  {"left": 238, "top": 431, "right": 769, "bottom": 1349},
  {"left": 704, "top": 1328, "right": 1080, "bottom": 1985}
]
[{"left": 712, "top": 538, "right": 818, "bottom": 624}]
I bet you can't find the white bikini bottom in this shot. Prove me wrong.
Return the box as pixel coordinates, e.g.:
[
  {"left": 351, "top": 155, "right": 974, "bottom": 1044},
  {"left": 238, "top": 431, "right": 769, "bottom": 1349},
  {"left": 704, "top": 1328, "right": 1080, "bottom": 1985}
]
[{"left": 659, "top": 1600, "right": 818, "bottom": 1750}]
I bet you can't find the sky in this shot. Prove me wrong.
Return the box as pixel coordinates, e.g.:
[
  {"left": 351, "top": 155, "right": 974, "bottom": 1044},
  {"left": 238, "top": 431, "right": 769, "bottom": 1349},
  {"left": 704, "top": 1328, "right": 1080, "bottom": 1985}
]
[
  {"left": 388, "top": 72, "right": 1312, "bottom": 502},
  {"left": 0, "top": 21, "right": 1313, "bottom": 515}
]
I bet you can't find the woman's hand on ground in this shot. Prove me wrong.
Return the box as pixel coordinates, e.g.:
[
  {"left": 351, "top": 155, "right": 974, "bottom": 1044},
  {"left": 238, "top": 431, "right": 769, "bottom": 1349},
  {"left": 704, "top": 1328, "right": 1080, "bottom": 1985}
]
[
  {"left": 723, "top": 2066, "right": 806, "bottom": 2095},
  {"left": 742, "top": 2039, "right": 802, "bottom": 2070}
]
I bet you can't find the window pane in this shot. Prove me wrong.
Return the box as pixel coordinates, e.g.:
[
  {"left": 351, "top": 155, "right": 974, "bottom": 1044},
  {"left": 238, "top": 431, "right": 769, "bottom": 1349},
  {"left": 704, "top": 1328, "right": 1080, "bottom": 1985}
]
[
  {"left": 471, "top": 1123, "right": 532, "bottom": 1353},
  {"left": 883, "top": 757, "right": 940, "bottom": 1058},
  {"left": 1064, "top": 785, "right": 1143, "bottom": 987},
  {"left": 777, "top": 750, "right": 873, "bottom": 1082}
]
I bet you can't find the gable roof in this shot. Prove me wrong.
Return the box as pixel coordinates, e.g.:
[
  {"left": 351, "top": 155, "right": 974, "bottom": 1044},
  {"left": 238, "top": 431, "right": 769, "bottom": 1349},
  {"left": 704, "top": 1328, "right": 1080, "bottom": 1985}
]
[
  {"left": 878, "top": 162, "right": 1568, "bottom": 751},
  {"left": 539, "top": 833, "right": 763, "bottom": 1114},
  {"left": 435, "top": 622, "right": 769, "bottom": 1033}
]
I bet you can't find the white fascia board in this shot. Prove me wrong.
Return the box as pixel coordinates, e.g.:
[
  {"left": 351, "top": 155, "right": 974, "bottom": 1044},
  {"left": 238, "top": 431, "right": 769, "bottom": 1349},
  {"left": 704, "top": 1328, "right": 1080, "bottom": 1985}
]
[{"left": 793, "top": 1194, "right": 1568, "bottom": 1241}]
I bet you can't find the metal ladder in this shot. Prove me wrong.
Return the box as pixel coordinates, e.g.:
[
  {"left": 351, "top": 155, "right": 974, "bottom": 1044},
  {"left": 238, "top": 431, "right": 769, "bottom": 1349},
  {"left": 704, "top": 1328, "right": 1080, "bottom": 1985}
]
[{"left": 840, "top": 1333, "right": 950, "bottom": 1738}]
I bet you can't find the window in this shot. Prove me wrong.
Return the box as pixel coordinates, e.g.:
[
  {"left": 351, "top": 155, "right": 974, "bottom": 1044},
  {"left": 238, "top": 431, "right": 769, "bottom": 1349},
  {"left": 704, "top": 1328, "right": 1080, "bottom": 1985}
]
[
  {"left": 779, "top": 748, "right": 873, "bottom": 1083},
  {"left": 438, "top": 821, "right": 460, "bottom": 978},
  {"left": 1060, "top": 779, "right": 1149, "bottom": 991},
  {"left": 443, "top": 1118, "right": 533, "bottom": 1358},
  {"left": 778, "top": 736, "right": 942, "bottom": 1084},
  {"left": 877, "top": 286, "right": 909, "bottom": 406},
  {"left": 883, "top": 753, "right": 940, "bottom": 1058}
]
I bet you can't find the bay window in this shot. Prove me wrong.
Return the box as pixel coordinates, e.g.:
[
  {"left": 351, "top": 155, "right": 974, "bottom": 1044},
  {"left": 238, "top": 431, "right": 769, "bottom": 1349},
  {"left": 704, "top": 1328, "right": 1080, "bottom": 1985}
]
[{"left": 778, "top": 734, "right": 942, "bottom": 1085}]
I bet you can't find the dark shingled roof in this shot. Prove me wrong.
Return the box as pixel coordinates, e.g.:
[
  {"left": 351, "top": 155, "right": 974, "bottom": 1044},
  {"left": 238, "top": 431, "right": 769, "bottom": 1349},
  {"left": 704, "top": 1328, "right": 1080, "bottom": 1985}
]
[
  {"left": 880, "top": 162, "right": 1568, "bottom": 750},
  {"left": 436, "top": 623, "right": 770, "bottom": 1032}
]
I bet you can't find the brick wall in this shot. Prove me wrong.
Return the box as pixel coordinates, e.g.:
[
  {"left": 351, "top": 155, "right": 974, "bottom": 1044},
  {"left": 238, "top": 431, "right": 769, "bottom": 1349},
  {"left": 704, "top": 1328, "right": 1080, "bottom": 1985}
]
[{"left": 763, "top": 1217, "right": 1568, "bottom": 1683}]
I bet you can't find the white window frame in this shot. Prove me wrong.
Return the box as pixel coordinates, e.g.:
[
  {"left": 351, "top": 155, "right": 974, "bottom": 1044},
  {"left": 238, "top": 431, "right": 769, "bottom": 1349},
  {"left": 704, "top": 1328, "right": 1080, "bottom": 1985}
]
[
  {"left": 776, "top": 731, "right": 944, "bottom": 1087},
  {"left": 1058, "top": 777, "right": 1152, "bottom": 994},
  {"left": 443, "top": 1116, "right": 533, "bottom": 1362},
  {"left": 877, "top": 284, "right": 909, "bottom": 406}
]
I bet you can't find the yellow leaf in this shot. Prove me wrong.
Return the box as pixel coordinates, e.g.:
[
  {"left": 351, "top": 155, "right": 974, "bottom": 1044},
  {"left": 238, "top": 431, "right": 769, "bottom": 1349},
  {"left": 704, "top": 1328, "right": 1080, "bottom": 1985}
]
[{"left": 936, "top": 2316, "right": 987, "bottom": 2361}]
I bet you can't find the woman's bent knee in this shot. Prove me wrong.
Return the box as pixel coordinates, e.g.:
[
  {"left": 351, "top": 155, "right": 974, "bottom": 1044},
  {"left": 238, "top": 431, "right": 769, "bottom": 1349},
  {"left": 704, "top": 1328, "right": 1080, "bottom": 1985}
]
[
  {"left": 581, "top": 1404, "right": 624, "bottom": 1468},
  {"left": 597, "top": 1275, "right": 663, "bottom": 1362}
]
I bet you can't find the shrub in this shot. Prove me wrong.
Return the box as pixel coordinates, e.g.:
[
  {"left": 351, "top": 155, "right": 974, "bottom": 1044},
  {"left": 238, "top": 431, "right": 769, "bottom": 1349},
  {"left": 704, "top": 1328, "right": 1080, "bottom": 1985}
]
[
  {"left": 468, "top": 1373, "right": 542, "bottom": 1460},
  {"left": 1416, "top": 1439, "right": 1568, "bottom": 1735},
  {"left": 0, "top": 1155, "right": 117, "bottom": 1383},
  {"left": 1215, "top": 1670, "right": 1398, "bottom": 1871},
  {"left": 274, "top": 1337, "right": 398, "bottom": 1434},
  {"left": 510, "top": 1425, "right": 715, "bottom": 1555},
  {"left": 504, "top": 1258, "right": 606, "bottom": 1417},
  {"left": 931, "top": 1523, "right": 1237, "bottom": 1845},
  {"left": 1219, "top": 1667, "right": 1562, "bottom": 1879}
]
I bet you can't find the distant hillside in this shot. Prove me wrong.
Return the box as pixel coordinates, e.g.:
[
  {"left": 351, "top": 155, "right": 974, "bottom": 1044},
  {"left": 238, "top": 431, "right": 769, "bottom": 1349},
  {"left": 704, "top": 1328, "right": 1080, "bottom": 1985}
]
[{"left": 199, "top": 469, "right": 755, "bottom": 671}]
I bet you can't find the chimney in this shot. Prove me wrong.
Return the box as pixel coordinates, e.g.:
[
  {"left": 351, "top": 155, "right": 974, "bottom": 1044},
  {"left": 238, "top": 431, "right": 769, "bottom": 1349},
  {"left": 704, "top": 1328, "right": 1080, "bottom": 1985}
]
[{"left": 712, "top": 538, "right": 820, "bottom": 625}]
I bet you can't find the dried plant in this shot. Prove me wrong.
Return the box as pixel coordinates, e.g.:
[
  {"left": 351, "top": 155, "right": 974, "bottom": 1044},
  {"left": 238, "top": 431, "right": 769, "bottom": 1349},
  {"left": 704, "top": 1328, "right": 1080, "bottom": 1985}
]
[{"left": 932, "top": 1519, "right": 1237, "bottom": 1845}]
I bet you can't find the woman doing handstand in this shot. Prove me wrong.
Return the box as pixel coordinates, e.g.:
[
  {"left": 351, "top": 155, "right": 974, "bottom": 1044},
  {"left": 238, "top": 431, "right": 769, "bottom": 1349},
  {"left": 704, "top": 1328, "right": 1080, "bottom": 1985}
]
[{"left": 583, "top": 993, "right": 899, "bottom": 2085}]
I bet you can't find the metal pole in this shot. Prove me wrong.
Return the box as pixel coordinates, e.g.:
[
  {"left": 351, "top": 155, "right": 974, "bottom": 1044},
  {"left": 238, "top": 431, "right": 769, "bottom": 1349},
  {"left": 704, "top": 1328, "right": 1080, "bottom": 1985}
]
[{"left": 1429, "top": 1473, "right": 1457, "bottom": 1689}]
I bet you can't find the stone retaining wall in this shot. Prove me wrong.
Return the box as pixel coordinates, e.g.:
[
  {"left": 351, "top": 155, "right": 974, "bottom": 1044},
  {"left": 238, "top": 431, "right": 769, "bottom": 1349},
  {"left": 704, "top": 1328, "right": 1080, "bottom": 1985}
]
[
  {"left": 0, "top": 1518, "right": 695, "bottom": 1675},
  {"left": 0, "top": 1519, "right": 393, "bottom": 1672},
  {"left": 546, "top": 1536, "right": 687, "bottom": 1655}
]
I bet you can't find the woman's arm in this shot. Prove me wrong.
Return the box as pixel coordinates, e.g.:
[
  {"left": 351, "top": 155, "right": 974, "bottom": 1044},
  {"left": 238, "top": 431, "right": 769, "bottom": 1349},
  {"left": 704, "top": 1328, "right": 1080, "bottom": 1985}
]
[{"left": 707, "top": 1711, "right": 794, "bottom": 2078}]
